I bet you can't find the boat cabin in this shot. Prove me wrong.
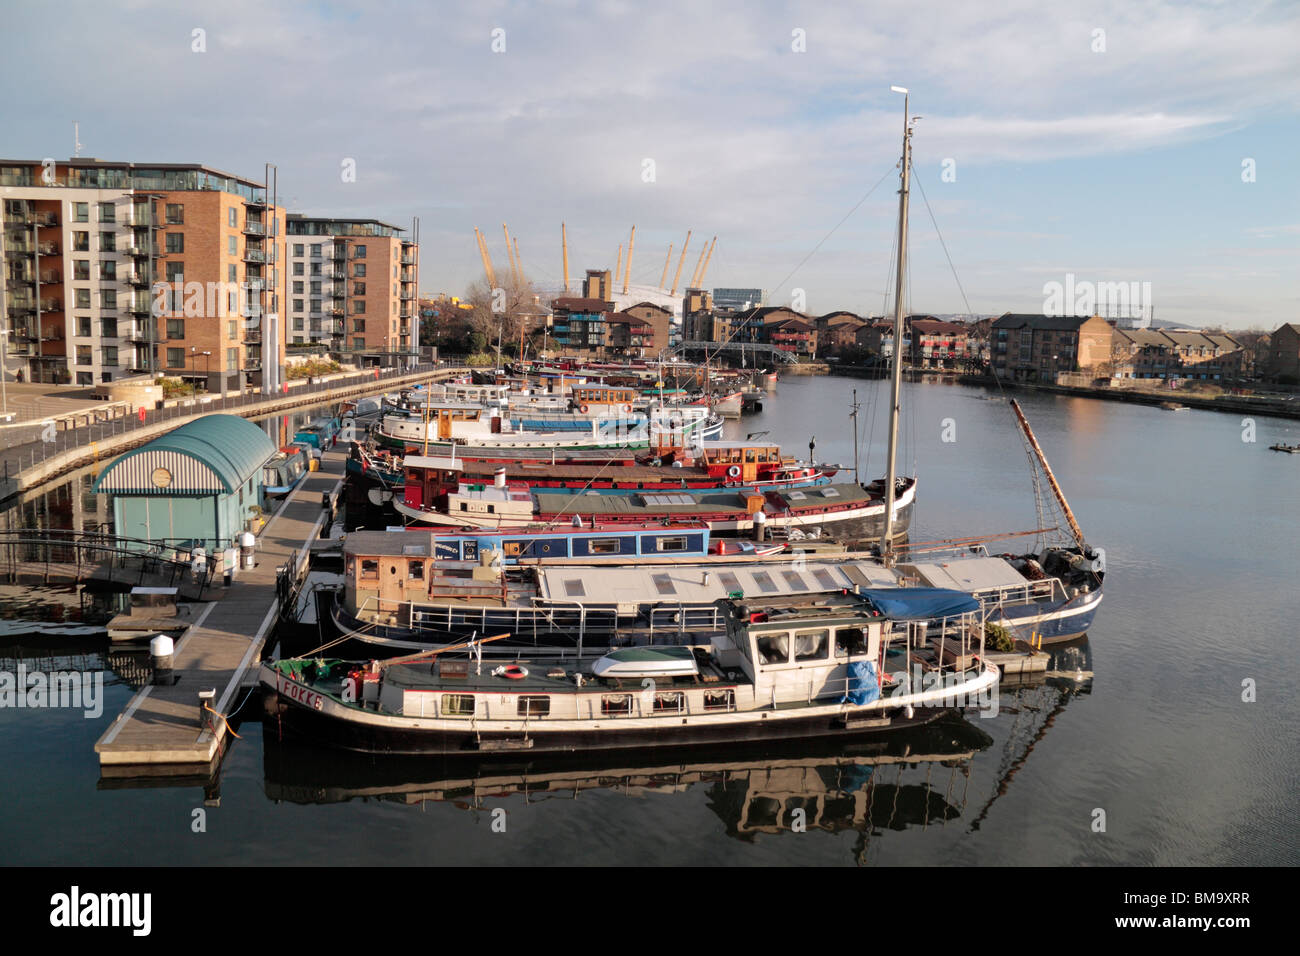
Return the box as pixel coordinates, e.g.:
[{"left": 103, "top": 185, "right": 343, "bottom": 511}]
[
  {"left": 571, "top": 385, "right": 639, "bottom": 412},
  {"left": 697, "top": 441, "right": 786, "bottom": 482},
  {"left": 402, "top": 455, "right": 465, "bottom": 510}
]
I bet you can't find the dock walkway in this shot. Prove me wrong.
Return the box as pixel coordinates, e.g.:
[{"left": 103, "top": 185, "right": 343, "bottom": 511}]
[{"left": 94, "top": 447, "right": 348, "bottom": 772}]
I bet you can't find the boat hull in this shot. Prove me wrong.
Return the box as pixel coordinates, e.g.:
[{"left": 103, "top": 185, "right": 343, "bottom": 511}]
[{"left": 260, "top": 664, "right": 986, "bottom": 757}]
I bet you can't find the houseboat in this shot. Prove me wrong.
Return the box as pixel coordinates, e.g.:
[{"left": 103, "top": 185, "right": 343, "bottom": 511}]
[
  {"left": 327, "top": 529, "right": 1098, "bottom": 653},
  {"left": 263, "top": 446, "right": 310, "bottom": 498},
  {"left": 393, "top": 468, "right": 914, "bottom": 538},
  {"left": 293, "top": 416, "right": 342, "bottom": 450},
  {"left": 260, "top": 589, "right": 1001, "bottom": 756}
]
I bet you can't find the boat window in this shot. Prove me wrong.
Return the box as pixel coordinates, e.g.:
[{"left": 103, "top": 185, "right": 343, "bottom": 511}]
[
  {"left": 590, "top": 537, "right": 620, "bottom": 554},
  {"left": 703, "top": 688, "right": 734, "bottom": 711},
  {"left": 408, "top": 560, "right": 424, "bottom": 580},
  {"left": 517, "top": 696, "right": 549, "bottom": 717},
  {"left": 442, "top": 694, "right": 474, "bottom": 717},
  {"left": 564, "top": 579, "right": 585, "bottom": 597},
  {"left": 835, "top": 627, "right": 869, "bottom": 658},
  {"left": 813, "top": 568, "right": 840, "bottom": 589},
  {"left": 750, "top": 571, "right": 778, "bottom": 593},
  {"left": 794, "top": 629, "right": 829, "bottom": 661},
  {"left": 782, "top": 570, "right": 809, "bottom": 591},
  {"left": 717, "top": 571, "right": 742, "bottom": 595},
  {"left": 601, "top": 694, "right": 632, "bottom": 716},
  {"left": 652, "top": 573, "right": 676, "bottom": 595},
  {"left": 360, "top": 560, "right": 378, "bottom": 578},
  {"left": 654, "top": 692, "right": 684, "bottom": 713},
  {"left": 745, "top": 449, "right": 757, "bottom": 463},
  {"left": 756, "top": 632, "right": 789, "bottom": 664},
  {"left": 656, "top": 536, "right": 688, "bottom": 552}
]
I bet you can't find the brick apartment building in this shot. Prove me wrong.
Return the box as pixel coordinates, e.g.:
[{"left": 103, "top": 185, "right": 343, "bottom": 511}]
[
  {"left": 285, "top": 216, "right": 418, "bottom": 357},
  {"left": 990, "top": 313, "right": 1114, "bottom": 382},
  {"left": 1, "top": 159, "right": 287, "bottom": 390},
  {"left": 1111, "top": 327, "right": 1246, "bottom": 381}
]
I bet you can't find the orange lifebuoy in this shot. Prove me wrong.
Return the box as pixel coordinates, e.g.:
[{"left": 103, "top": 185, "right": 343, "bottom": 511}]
[
  {"left": 501, "top": 664, "right": 528, "bottom": 680},
  {"left": 624, "top": 404, "right": 633, "bottom": 413},
  {"left": 580, "top": 403, "right": 590, "bottom": 414}
]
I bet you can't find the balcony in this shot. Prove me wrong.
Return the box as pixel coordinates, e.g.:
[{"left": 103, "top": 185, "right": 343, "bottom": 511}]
[
  {"left": 331, "top": 245, "right": 347, "bottom": 260},
  {"left": 401, "top": 254, "right": 415, "bottom": 265},
  {"left": 245, "top": 276, "right": 265, "bottom": 291},
  {"left": 37, "top": 241, "right": 61, "bottom": 256},
  {"left": 39, "top": 299, "right": 63, "bottom": 312},
  {"left": 327, "top": 306, "right": 344, "bottom": 318},
  {"left": 400, "top": 290, "right": 415, "bottom": 300},
  {"left": 243, "top": 220, "right": 266, "bottom": 236},
  {"left": 327, "top": 269, "right": 345, "bottom": 280},
  {"left": 244, "top": 330, "right": 262, "bottom": 344},
  {"left": 127, "top": 242, "right": 153, "bottom": 258},
  {"left": 243, "top": 247, "right": 266, "bottom": 264},
  {"left": 244, "top": 194, "right": 267, "bottom": 208}
]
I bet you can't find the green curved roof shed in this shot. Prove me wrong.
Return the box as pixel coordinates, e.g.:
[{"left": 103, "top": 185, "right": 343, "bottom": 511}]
[{"left": 93, "top": 414, "right": 276, "bottom": 495}]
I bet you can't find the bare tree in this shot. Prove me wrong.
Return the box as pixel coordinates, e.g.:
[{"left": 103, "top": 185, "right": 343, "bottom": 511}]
[{"left": 464, "top": 272, "right": 541, "bottom": 358}]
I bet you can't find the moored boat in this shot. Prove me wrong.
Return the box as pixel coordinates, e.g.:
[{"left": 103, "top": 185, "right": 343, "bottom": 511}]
[{"left": 260, "top": 589, "right": 1000, "bottom": 756}]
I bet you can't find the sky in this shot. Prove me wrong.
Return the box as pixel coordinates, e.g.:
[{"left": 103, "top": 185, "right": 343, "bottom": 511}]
[{"left": 2, "top": 0, "right": 1297, "bottom": 329}]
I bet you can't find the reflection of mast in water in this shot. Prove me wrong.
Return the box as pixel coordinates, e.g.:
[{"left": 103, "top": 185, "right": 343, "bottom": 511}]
[{"left": 966, "top": 676, "right": 1084, "bottom": 833}]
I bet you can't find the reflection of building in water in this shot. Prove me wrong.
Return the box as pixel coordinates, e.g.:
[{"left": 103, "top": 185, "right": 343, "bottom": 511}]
[{"left": 261, "top": 715, "right": 994, "bottom": 862}]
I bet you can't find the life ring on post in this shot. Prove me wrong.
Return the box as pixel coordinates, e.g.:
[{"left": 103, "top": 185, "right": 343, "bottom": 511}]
[{"left": 727, "top": 465, "right": 742, "bottom": 479}]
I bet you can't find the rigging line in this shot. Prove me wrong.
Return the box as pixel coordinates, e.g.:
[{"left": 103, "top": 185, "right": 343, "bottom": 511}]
[
  {"left": 702, "top": 163, "right": 895, "bottom": 367},
  {"left": 912, "top": 163, "right": 974, "bottom": 317}
]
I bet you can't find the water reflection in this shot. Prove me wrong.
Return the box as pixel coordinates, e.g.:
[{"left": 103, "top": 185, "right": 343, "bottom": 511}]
[{"left": 261, "top": 714, "right": 997, "bottom": 862}]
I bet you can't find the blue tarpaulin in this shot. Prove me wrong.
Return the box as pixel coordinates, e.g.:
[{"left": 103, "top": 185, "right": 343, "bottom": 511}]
[
  {"left": 858, "top": 587, "right": 980, "bottom": 620},
  {"left": 842, "top": 660, "right": 881, "bottom": 705}
]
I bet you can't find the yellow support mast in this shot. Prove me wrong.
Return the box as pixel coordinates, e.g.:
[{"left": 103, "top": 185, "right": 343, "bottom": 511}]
[
  {"left": 659, "top": 243, "right": 673, "bottom": 290},
  {"left": 669, "top": 230, "right": 692, "bottom": 296},
  {"left": 622, "top": 224, "right": 636, "bottom": 296},
  {"left": 561, "top": 222, "right": 570, "bottom": 293}
]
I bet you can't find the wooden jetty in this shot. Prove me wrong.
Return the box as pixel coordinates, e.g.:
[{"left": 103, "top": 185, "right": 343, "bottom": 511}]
[{"left": 93, "top": 447, "right": 347, "bottom": 774}]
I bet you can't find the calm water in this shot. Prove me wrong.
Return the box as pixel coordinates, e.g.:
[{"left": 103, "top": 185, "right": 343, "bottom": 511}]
[{"left": 2, "top": 377, "right": 1297, "bottom": 866}]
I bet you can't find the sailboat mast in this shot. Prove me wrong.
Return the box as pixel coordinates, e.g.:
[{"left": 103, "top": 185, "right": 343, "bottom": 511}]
[
  {"left": 882, "top": 89, "right": 912, "bottom": 557},
  {"left": 1010, "top": 399, "right": 1087, "bottom": 549}
]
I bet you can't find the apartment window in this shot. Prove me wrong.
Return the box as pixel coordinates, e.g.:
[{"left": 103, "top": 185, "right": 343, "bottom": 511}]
[
  {"left": 293, "top": 262, "right": 303, "bottom": 276},
  {"left": 77, "top": 345, "right": 93, "bottom": 365},
  {"left": 353, "top": 281, "right": 365, "bottom": 295},
  {"left": 310, "top": 262, "right": 321, "bottom": 276},
  {"left": 78, "top": 317, "right": 92, "bottom": 337},
  {"left": 227, "top": 236, "right": 237, "bottom": 256},
  {"left": 353, "top": 263, "right": 366, "bottom": 277},
  {"left": 166, "top": 318, "right": 185, "bottom": 339},
  {"left": 73, "top": 202, "right": 88, "bottom": 223},
  {"left": 165, "top": 261, "right": 184, "bottom": 282},
  {"left": 228, "top": 291, "right": 237, "bottom": 313},
  {"left": 102, "top": 346, "right": 118, "bottom": 367},
  {"left": 98, "top": 202, "right": 115, "bottom": 223},
  {"left": 352, "top": 319, "right": 365, "bottom": 333},
  {"left": 293, "top": 298, "right": 304, "bottom": 313},
  {"left": 99, "top": 260, "right": 116, "bottom": 280},
  {"left": 166, "top": 347, "right": 184, "bottom": 368},
  {"left": 228, "top": 320, "right": 237, "bottom": 340},
  {"left": 100, "top": 231, "right": 116, "bottom": 252},
  {"left": 293, "top": 243, "right": 304, "bottom": 257},
  {"left": 228, "top": 207, "right": 236, "bottom": 228},
  {"left": 102, "top": 317, "right": 117, "bottom": 337},
  {"left": 292, "top": 335, "right": 303, "bottom": 344},
  {"left": 310, "top": 298, "right": 322, "bottom": 314},
  {"left": 72, "top": 231, "right": 90, "bottom": 251},
  {"left": 293, "top": 281, "right": 304, "bottom": 294},
  {"left": 310, "top": 280, "right": 321, "bottom": 295},
  {"left": 353, "top": 337, "right": 364, "bottom": 350},
  {"left": 353, "top": 300, "right": 366, "bottom": 314},
  {"left": 293, "top": 318, "right": 304, "bottom": 331},
  {"left": 227, "top": 347, "right": 237, "bottom": 371},
  {"left": 165, "top": 203, "right": 184, "bottom": 224},
  {"left": 354, "top": 244, "right": 366, "bottom": 258},
  {"left": 76, "top": 289, "right": 91, "bottom": 309},
  {"left": 101, "top": 291, "right": 117, "bottom": 312},
  {"left": 310, "top": 244, "right": 321, "bottom": 257},
  {"left": 223, "top": 264, "right": 233, "bottom": 283},
  {"left": 74, "top": 260, "right": 90, "bottom": 280},
  {"left": 165, "top": 232, "right": 184, "bottom": 253}
]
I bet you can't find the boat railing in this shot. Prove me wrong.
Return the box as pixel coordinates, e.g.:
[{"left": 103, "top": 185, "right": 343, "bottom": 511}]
[
  {"left": 978, "top": 577, "right": 1062, "bottom": 608},
  {"left": 648, "top": 602, "right": 724, "bottom": 638}
]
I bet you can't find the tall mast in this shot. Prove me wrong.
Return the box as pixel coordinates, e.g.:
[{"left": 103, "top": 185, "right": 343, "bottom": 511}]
[
  {"left": 1010, "top": 399, "right": 1087, "bottom": 549},
  {"left": 881, "top": 87, "right": 912, "bottom": 561}
]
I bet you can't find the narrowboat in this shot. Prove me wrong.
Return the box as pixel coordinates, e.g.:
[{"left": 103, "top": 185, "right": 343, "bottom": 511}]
[
  {"left": 262, "top": 446, "right": 309, "bottom": 498},
  {"left": 293, "top": 416, "right": 342, "bottom": 450},
  {"left": 260, "top": 589, "right": 1001, "bottom": 756}
]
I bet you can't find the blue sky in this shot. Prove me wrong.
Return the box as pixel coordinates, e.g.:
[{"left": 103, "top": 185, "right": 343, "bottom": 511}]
[{"left": 2, "top": 0, "right": 1296, "bottom": 328}]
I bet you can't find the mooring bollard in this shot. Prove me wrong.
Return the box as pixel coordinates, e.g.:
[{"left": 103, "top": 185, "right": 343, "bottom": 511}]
[
  {"left": 240, "top": 530, "right": 256, "bottom": 570},
  {"left": 197, "top": 688, "right": 216, "bottom": 730},
  {"left": 151, "top": 634, "right": 174, "bottom": 684}
]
